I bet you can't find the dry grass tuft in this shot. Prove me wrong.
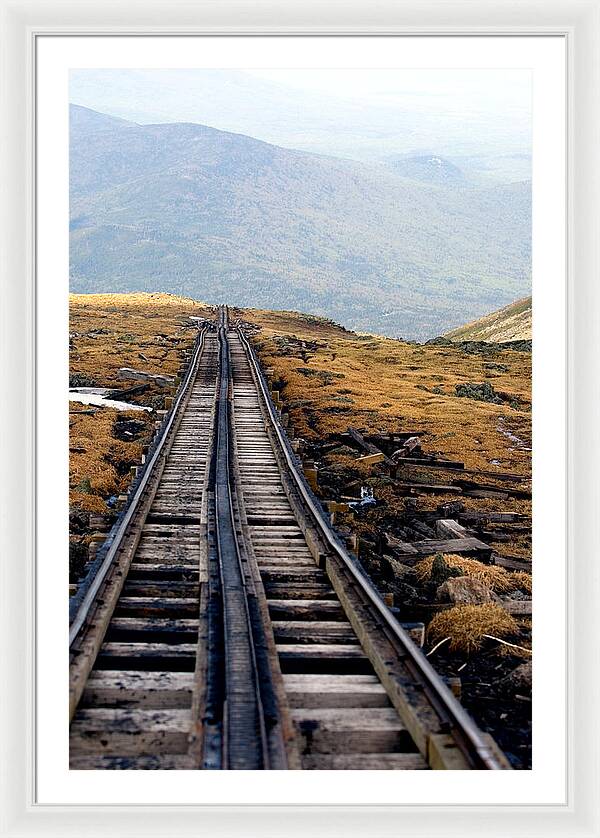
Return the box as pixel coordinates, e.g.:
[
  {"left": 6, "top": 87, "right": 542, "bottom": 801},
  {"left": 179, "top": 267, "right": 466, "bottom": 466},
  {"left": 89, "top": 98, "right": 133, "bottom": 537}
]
[
  {"left": 427, "top": 603, "right": 519, "bottom": 653},
  {"left": 510, "top": 571, "right": 532, "bottom": 595},
  {"left": 415, "top": 553, "right": 515, "bottom": 593}
]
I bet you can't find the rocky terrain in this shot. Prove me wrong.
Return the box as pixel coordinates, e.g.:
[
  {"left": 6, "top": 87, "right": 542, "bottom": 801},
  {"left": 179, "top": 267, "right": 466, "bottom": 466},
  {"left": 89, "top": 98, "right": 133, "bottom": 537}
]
[{"left": 69, "top": 294, "right": 532, "bottom": 767}]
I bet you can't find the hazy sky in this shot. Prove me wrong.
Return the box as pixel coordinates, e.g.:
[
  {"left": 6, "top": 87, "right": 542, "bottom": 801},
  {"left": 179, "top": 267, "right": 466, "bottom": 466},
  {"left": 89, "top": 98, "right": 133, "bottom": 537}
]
[
  {"left": 70, "top": 68, "right": 531, "bottom": 165},
  {"left": 244, "top": 68, "right": 531, "bottom": 119}
]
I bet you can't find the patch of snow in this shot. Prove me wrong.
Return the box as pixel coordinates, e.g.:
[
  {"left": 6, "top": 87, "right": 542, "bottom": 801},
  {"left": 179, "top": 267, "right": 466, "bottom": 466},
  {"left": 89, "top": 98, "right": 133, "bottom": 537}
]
[
  {"left": 496, "top": 418, "right": 531, "bottom": 452},
  {"left": 69, "top": 389, "right": 152, "bottom": 412}
]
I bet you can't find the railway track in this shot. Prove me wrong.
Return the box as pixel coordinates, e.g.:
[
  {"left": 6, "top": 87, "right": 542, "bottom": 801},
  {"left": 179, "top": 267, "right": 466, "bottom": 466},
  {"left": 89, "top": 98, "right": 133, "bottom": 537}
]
[{"left": 69, "top": 307, "right": 510, "bottom": 770}]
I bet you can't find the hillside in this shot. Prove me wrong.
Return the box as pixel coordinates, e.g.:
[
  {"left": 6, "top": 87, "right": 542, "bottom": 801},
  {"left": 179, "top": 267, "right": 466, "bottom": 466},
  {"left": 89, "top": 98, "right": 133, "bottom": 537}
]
[
  {"left": 386, "top": 154, "right": 466, "bottom": 185},
  {"left": 70, "top": 105, "right": 531, "bottom": 341},
  {"left": 444, "top": 296, "right": 531, "bottom": 343},
  {"left": 70, "top": 69, "right": 532, "bottom": 168}
]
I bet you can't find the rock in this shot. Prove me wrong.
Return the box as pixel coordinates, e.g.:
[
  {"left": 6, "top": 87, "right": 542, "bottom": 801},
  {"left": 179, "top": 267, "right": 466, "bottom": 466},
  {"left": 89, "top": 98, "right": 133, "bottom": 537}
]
[
  {"left": 391, "top": 581, "right": 420, "bottom": 604},
  {"left": 384, "top": 558, "right": 415, "bottom": 581},
  {"left": 117, "top": 367, "right": 175, "bottom": 387},
  {"left": 436, "top": 575, "right": 493, "bottom": 604},
  {"left": 498, "top": 661, "right": 532, "bottom": 694}
]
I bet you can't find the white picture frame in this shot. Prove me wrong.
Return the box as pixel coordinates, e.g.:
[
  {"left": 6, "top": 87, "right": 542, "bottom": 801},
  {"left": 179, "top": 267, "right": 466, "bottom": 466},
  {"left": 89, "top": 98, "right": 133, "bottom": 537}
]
[{"left": 1, "top": 0, "right": 598, "bottom": 835}]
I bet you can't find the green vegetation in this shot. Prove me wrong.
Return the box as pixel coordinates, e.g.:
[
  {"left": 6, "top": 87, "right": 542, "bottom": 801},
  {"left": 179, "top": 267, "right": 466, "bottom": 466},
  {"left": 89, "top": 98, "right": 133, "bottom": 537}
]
[{"left": 69, "top": 104, "right": 531, "bottom": 341}]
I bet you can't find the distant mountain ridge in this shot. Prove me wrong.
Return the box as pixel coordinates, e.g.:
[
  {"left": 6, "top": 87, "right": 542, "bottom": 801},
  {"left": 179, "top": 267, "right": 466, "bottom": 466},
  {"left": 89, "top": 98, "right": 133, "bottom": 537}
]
[
  {"left": 386, "top": 154, "right": 466, "bottom": 185},
  {"left": 444, "top": 296, "right": 532, "bottom": 342},
  {"left": 69, "top": 104, "right": 531, "bottom": 340}
]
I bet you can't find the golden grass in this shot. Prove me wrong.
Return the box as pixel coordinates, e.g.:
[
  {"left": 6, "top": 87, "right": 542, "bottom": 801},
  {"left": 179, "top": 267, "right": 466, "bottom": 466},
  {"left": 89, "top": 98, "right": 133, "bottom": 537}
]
[
  {"left": 69, "top": 408, "right": 151, "bottom": 512},
  {"left": 427, "top": 604, "right": 519, "bottom": 653},
  {"left": 415, "top": 553, "right": 517, "bottom": 593},
  {"left": 239, "top": 307, "right": 532, "bottom": 478},
  {"left": 70, "top": 292, "right": 209, "bottom": 388},
  {"left": 69, "top": 293, "right": 211, "bottom": 513},
  {"left": 510, "top": 571, "right": 532, "bottom": 595},
  {"left": 68, "top": 294, "right": 532, "bottom": 549}
]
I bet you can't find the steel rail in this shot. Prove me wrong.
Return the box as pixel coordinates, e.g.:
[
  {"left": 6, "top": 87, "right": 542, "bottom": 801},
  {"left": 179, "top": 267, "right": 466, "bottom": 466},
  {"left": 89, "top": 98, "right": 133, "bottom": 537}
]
[
  {"left": 206, "top": 309, "right": 272, "bottom": 769},
  {"left": 69, "top": 326, "right": 208, "bottom": 647},
  {"left": 237, "top": 325, "right": 505, "bottom": 771}
]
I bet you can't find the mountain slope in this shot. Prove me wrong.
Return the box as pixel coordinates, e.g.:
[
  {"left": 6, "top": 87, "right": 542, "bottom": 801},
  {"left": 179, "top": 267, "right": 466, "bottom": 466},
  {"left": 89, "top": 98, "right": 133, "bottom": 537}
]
[
  {"left": 386, "top": 154, "right": 466, "bottom": 185},
  {"left": 70, "top": 69, "right": 532, "bottom": 165},
  {"left": 444, "top": 296, "right": 531, "bottom": 342},
  {"left": 69, "top": 105, "right": 531, "bottom": 340}
]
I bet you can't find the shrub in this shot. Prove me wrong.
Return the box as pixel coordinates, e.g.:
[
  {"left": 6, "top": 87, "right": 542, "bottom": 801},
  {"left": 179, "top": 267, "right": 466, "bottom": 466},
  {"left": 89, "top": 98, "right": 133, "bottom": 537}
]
[{"left": 455, "top": 382, "right": 503, "bottom": 403}]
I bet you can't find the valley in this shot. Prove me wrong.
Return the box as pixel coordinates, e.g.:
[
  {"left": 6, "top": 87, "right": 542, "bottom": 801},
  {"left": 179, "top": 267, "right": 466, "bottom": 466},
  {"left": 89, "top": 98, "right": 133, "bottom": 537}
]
[{"left": 69, "top": 105, "right": 531, "bottom": 340}]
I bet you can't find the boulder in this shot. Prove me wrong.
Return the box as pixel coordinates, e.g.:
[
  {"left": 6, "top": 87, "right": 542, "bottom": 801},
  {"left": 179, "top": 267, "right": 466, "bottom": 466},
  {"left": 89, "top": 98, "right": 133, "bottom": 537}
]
[
  {"left": 385, "top": 558, "right": 415, "bottom": 581},
  {"left": 498, "top": 660, "right": 532, "bottom": 694},
  {"left": 436, "top": 575, "right": 493, "bottom": 605}
]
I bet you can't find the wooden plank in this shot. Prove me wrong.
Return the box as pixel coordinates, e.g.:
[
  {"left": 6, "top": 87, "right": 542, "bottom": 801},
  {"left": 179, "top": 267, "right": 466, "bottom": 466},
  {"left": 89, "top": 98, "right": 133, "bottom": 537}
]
[
  {"left": 278, "top": 644, "right": 374, "bottom": 675},
  {"left": 302, "top": 753, "right": 428, "bottom": 770},
  {"left": 121, "top": 582, "right": 200, "bottom": 598},
  {"left": 97, "top": 642, "right": 197, "bottom": 670},
  {"left": 458, "top": 511, "right": 529, "bottom": 524},
  {"left": 394, "top": 456, "right": 464, "bottom": 470},
  {"left": 277, "top": 643, "right": 365, "bottom": 658},
  {"left": 356, "top": 452, "right": 386, "bottom": 466},
  {"left": 462, "top": 489, "right": 509, "bottom": 500},
  {"left": 268, "top": 600, "right": 345, "bottom": 620},
  {"left": 69, "top": 754, "right": 195, "bottom": 770},
  {"left": 81, "top": 670, "right": 194, "bottom": 708},
  {"left": 408, "top": 537, "right": 493, "bottom": 560},
  {"left": 453, "top": 479, "right": 531, "bottom": 500},
  {"left": 259, "top": 567, "right": 326, "bottom": 584},
  {"left": 114, "top": 597, "right": 199, "bottom": 617},
  {"left": 283, "top": 674, "right": 389, "bottom": 708},
  {"left": 70, "top": 708, "right": 191, "bottom": 756},
  {"left": 435, "top": 519, "right": 470, "bottom": 539},
  {"left": 291, "top": 707, "right": 412, "bottom": 753},
  {"left": 396, "top": 459, "right": 529, "bottom": 482},
  {"left": 264, "top": 584, "right": 337, "bottom": 601},
  {"left": 128, "top": 564, "right": 201, "bottom": 576},
  {"left": 346, "top": 427, "right": 394, "bottom": 466},
  {"left": 394, "top": 482, "right": 463, "bottom": 495},
  {"left": 493, "top": 555, "right": 532, "bottom": 571},
  {"left": 106, "top": 617, "right": 199, "bottom": 642},
  {"left": 501, "top": 599, "right": 532, "bottom": 616},
  {"left": 284, "top": 674, "right": 379, "bottom": 685},
  {"left": 272, "top": 620, "right": 356, "bottom": 644}
]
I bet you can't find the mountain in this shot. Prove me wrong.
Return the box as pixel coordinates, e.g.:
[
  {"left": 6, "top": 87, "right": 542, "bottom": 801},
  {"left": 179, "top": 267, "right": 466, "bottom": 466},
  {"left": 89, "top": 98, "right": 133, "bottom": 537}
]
[
  {"left": 69, "top": 69, "right": 532, "bottom": 168},
  {"left": 444, "top": 296, "right": 532, "bottom": 342},
  {"left": 386, "top": 155, "right": 466, "bottom": 185},
  {"left": 69, "top": 105, "right": 531, "bottom": 340}
]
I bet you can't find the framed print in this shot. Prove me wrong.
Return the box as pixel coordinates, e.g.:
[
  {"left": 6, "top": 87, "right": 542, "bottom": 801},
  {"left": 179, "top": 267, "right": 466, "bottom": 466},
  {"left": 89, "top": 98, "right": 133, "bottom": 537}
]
[{"left": 0, "top": 1, "right": 599, "bottom": 836}]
